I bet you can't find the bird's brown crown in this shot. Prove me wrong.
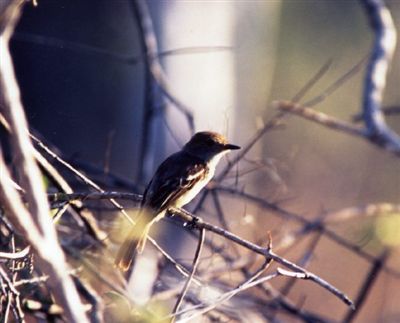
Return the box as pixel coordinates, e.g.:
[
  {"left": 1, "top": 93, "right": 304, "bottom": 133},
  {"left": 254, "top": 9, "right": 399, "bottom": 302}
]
[
  {"left": 187, "top": 131, "right": 229, "bottom": 147},
  {"left": 183, "top": 131, "right": 240, "bottom": 159}
]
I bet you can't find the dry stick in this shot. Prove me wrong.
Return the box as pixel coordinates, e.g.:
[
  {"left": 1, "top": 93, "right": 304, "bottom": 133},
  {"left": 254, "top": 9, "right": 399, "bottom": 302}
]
[
  {"left": 13, "top": 31, "right": 231, "bottom": 65},
  {"left": 29, "top": 134, "right": 134, "bottom": 225},
  {"left": 67, "top": 158, "right": 140, "bottom": 192},
  {"left": 131, "top": 0, "right": 195, "bottom": 133},
  {"left": 34, "top": 150, "right": 106, "bottom": 241},
  {"left": 178, "top": 273, "right": 280, "bottom": 322},
  {"left": 173, "top": 258, "right": 273, "bottom": 322},
  {"left": 14, "top": 275, "right": 49, "bottom": 287},
  {"left": 292, "top": 59, "right": 333, "bottom": 103},
  {"left": 276, "top": 101, "right": 400, "bottom": 157},
  {"left": 0, "top": 266, "right": 24, "bottom": 323},
  {"left": 170, "top": 207, "right": 354, "bottom": 308},
  {"left": 0, "top": 135, "right": 87, "bottom": 323},
  {"left": 303, "top": 56, "right": 367, "bottom": 107},
  {"left": 3, "top": 292, "right": 12, "bottom": 323},
  {"left": 276, "top": 101, "right": 367, "bottom": 137},
  {"left": 359, "top": 0, "right": 400, "bottom": 152},
  {"left": 0, "top": 266, "right": 19, "bottom": 301},
  {"left": 171, "top": 228, "right": 205, "bottom": 322},
  {"left": 0, "top": 247, "right": 30, "bottom": 260},
  {"left": 13, "top": 291, "right": 24, "bottom": 323},
  {"left": 49, "top": 191, "right": 141, "bottom": 205},
  {"left": 10, "top": 236, "right": 24, "bottom": 323},
  {"left": 211, "top": 190, "right": 241, "bottom": 258},
  {"left": 147, "top": 235, "right": 202, "bottom": 286},
  {"left": 343, "top": 250, "right": 389, "bottom": 323},
  {"left": 65, "top": 246, "right": 130, "bottom": 298},
  {"left": 72, "top": 275, "right": 104, "bottom": 323},
  {"left": 0, "top": 114, "right": 105, "bottom": 241},
  {"left": 0, "top": 1, "right": 88, "bottom": 321},
  {"left": 211, "top": 190, "right": 230, "bottom": 231},
  {"left": 279, "top": 231, "right": 324, "bottom": 296}
]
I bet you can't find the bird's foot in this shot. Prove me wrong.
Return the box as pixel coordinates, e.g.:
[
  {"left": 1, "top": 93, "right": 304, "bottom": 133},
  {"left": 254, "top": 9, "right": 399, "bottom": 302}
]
[{"left": 184, "top": 216, "right": 199, "bottom": 230}]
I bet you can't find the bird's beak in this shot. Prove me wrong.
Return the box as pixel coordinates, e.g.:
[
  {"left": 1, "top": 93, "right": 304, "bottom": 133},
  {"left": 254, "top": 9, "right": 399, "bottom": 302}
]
[{"left": 224, "top": 143, "right": 241, "bottom": 150}]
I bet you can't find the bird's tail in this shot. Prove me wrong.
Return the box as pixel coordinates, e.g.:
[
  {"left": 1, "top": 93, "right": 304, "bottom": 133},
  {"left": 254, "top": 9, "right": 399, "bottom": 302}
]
[{"left": 114, "top": 214, "right": 151, "bottom": 272}]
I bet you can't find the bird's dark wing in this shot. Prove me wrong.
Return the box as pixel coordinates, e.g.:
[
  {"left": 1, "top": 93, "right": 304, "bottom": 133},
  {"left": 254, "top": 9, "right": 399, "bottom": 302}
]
[{"left": 142, "top": 152, "right": 209, "bottom": 212}]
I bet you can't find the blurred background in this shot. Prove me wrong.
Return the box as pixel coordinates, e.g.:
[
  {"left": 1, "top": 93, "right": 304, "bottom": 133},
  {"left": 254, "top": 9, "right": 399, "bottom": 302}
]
[{"left": 9, "top": 0, "right": 400, "bottom": 321}]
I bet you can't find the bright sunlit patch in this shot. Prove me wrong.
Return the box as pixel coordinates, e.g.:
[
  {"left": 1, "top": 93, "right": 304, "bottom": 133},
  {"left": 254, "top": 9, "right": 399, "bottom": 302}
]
[{"left": 375, "top": 214, "right": 400, "bottom": 246}]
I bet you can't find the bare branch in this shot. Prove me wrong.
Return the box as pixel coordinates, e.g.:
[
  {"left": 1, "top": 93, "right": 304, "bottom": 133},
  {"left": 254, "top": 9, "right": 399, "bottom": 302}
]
[
  {"left": 360, "top": 0, "right": 400, "bottom": 151},
  {"left": 169, "top": 207, "right": 354, "bottom": 308},
  {"left": 303, "top": 56, "right": 367, "bottom": 107},
  {"left": 131, "top": 0, "right": 195, "bottom": 132},
  {"left": 13, "top": 31, "right": 231, "bottom": 65},
  {"left": 276, "top": 101, "right": 367, "bottom": 137},
  {"left": 0, "top": 247, "right": 30, "bottom": 260},
  {"left": 173, "top": 268, "right": 277, "bottom": 322},
  {"left": 30, "top": 133, "right": 134, "bottom": 225},
  {"left": 0, "top": 0, "right": 88, "bottom": 321},
  {"left": 171, "top": 228, "right": 205, "bottom": 322}
]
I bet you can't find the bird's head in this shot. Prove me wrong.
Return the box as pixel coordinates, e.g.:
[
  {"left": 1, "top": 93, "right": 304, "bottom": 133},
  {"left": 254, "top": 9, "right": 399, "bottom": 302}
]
[{"left": 183, "top": 131, "right": 240, "bottom": 160}]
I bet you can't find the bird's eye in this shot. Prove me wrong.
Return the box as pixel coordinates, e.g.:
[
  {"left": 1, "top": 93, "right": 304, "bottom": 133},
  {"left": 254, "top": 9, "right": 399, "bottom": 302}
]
[{"left": 206, "top": 139, "right": 214, "bottom": 146}]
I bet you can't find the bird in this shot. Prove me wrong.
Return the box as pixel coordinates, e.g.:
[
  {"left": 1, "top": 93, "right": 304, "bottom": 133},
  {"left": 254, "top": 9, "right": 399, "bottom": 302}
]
[{"left": 115, "top": 131, "right": 240, "bottom": 271}]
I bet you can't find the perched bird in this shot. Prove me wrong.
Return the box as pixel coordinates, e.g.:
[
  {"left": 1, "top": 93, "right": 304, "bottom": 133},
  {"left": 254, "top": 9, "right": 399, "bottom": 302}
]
[{"left": 115, "top": 131, "right": 240, "bottom": 271}]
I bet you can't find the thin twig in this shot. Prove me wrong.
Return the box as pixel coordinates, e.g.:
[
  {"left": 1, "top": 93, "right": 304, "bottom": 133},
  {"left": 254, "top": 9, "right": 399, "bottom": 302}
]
[
  {"left": 48, "top": 191, "right": 203, "bottom": 284},
  {"left": 276, "top": 100, "right": 400, "bottom": 157},
  {"left": 30, "top": 134, "right": 134, "bottom": 225},
  {"left": 292, "top": 59, "right": 333, "bottom": 103},
  {"left": 276, "top": 101, "right": 367, "bottom": 137},
  {"left": 303, "top": 56, "right": 367, "bottom": 107},
  {"left": 175, "top": 272, "right": 279, "bottom": 322},
  {"left": 169, "top": 207, "right": 354, "bottom": 308},
  {"left": 131, "top": 0, "right": 195, "bottom": 133},
  {"left": 193, "top": 111, "right": 285, "bottom": 213},
  {"left": 280, "top": 231, "right": 323, "bottom": 297},
  {"left": 171, "top": 228, "right": 205, "bottom": 322},
  {"left": 0, "top": 247, "right": 30, "bottom": 260},
  {"left": 13, "top": 31, "right": 231, "bottom": 65},
  {"left": 73, "top": 275, "right": 104, "bottom": 323}
]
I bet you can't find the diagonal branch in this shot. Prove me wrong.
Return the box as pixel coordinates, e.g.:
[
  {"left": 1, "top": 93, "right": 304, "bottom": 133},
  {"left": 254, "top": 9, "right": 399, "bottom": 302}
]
[
  {"left": 169, "top": 207, "right": 354, "bottom": 308},
  {"left": 171, "top": 228, "right": 205, "bottom": 322}
]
